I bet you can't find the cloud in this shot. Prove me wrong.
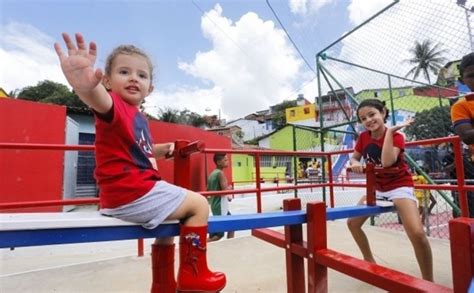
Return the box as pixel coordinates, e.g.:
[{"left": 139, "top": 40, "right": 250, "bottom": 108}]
[
  {"left": 143, "top": 85, "right": 224, "bottom": 119},
  {"left": 288, "top": 0, "right": 335, "bottom": 16},
  {"left": 171, "top": 4, "right": 302, "bottom": 119},
  {"left": 0, "top": 22, "right": 68, "bottom": 93},
  {"left": 347, "top": 0, "right": 393, "bottom": 25},
  {"left": 1, "top": 15, "right": 304, "bottom": 121}
]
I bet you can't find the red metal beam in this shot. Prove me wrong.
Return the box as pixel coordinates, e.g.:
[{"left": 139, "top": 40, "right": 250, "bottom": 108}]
[
  {"left": 0, "top": 143, "right": 94, "bottom": 151},
  {"left": 450, "top": 217, "right": 474, "bottom": 293},
  {"left": 452, "top": 138, "right": 470, "bottom": 217},
  {"left": 327, "top": 155, "right": 334, "bottom": 208},
  {"left": 307, "top": 201, "right": 328, "bottom": 293},
  {"left": 315, "top": 249, "right": 452, "bottom": 292},
  {"left": 178, "top": 140, "right": 204, "bottom": 157},
  {"left": 284, "top": 199, "right": 305, "bottom": 293},
  {"left": 0, "top": 198, "right": 99, "bottom": 210},
  {"left": 203, "top": 148, "right": 326, "bottom": 157},
  {"left": 251, "top": 228, "right": 307, "bottom": 258},
  {"left": 252, "top": 228, "right": 285, "bottom": 248}
]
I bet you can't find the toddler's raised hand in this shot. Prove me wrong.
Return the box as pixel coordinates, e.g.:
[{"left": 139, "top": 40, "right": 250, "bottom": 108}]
[{"left": 54, "top": 33, "right": 103, "bottom": 94}]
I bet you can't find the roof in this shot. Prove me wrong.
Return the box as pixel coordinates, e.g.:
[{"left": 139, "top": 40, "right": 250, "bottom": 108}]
[
  {"left": 207, "top": 125, "right": 242, "bottom": 132},
  {"left": 254, "top": 124, "right": 320, "bottom": 142},
  {"left": 355, "top": 86, "right": 413, "bottom": 96}
]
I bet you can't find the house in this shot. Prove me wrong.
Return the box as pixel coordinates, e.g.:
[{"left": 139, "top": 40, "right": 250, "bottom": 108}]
[
  {"left": 436, "top": 59, "right": 461, "bottom": 87},
  {"left": 66, "top": 107, "right": 97, "bottom": 196},
  {"left": 245, "top": 109, "right": 275, "bottom": 131},
  {"left": 203, "top": 114, "right": 221, "bottom": 128},
  {"left": 316, "top": 88, "right": 355, "bottom": 127},
  {"left": 206, "top": 125, "right": 243, "bottom": 148},
  {"left": 0, "top": 87, "right": 9, "bottom": 98},
  {"left": 356, "top": 86, "right": 451, "bottom": 122},
  {"left": 285, "top": 94, "right": 318, "bottom": 127},
  {"left": 225, "top": 118, "right": 270, "bottom": 142}
]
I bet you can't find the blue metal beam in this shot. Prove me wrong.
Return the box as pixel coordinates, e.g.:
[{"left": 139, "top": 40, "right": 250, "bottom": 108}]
[{"left": 0, "top": 205, "right": 393, "bottom": 249}]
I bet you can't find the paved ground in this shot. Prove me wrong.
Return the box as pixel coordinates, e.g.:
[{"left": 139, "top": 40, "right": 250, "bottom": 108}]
[{"left": 0, "top": 191, "right": 453, "bottom": 292}]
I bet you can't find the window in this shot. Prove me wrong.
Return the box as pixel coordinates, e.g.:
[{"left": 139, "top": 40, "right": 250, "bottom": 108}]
[
  {"left": 398, "top": 90, "right": 405, "bottom": 96},
  {"left": 275, "top": 156, "right": 293, "bottom": 167},
  {"left": 77, "top": 133, "right": 98, "bottom": 196},
  {"left": 304, "top": 107, "right": 310, "bottom": 114},
  {"left": 258, "top": 156, "right": 272, "bottom": 167},
  {"left": 374, "top": 91, "right": 380, "bottom": 98},
  {"left": 77, "top": 133, "right": 96, "bottom": 185},
  {"left": 255, "top": 155, "right": 292, "bottom": 168},
  {"left": 290, "top": 110, "right": 296, "bottom": 117}
]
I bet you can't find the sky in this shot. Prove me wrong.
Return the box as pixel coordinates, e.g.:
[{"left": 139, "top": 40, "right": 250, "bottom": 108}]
[{"left": 1, "top": 0, "right": 472, "bottom": 121}]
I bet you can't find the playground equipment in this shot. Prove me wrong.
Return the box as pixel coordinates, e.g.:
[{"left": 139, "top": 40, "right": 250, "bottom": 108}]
[{"left": 0, "top": 140, "right": 472, "bottom": 292}]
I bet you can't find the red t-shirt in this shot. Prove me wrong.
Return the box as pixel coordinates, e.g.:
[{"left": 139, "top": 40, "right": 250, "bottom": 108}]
[
  {"left": 354, "top": 130, "right": 413, "bottom": 192},
  {"left": 94, "top": 92, "right": 161, "bottom": 208}
]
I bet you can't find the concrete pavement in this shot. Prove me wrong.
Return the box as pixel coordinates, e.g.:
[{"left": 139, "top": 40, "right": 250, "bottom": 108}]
[{"left": 0, "top": 220, "right": 452, "bottom": 292}]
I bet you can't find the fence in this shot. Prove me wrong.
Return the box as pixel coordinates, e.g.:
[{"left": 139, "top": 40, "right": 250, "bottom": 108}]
[{"left": 266, "top": 0, "right": 474, "bottom": 239}]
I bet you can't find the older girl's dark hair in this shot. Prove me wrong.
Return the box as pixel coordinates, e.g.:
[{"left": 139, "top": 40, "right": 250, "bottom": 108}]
[{"left": 356, "top": 99, "right": 389, "bottom": 123}]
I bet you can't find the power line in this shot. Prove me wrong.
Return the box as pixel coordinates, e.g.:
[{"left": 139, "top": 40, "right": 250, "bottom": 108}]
[{"left": 266, "top": 0, "right": 316, "bottom": 74}]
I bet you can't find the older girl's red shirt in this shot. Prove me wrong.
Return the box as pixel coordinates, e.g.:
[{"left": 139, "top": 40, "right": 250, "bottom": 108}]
[{"left": 355, "top": 130, "right": 413, "bottom": 192}]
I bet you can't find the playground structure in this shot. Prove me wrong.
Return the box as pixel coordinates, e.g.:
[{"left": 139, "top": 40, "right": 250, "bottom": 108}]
[
  {"left": 1, "top": 1, "right": 472, "bottom": 291},
  {"left": 0, "top": 139, "right": 473, "bottom": 292},
  {"left": 257, "top": 0, "right": 473, "bottom": 240}
]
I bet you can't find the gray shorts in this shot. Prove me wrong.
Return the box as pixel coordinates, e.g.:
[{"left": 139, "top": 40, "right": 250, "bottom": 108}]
[{"left": 100, "top": 180, "right": 187, "bottom": 229}]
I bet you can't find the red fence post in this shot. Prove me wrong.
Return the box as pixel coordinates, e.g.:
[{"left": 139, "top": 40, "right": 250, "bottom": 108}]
[
  {"left": 366, "top": 163, "right": 376, "bottom": 206},
  {"left": 452, "top": 138, "right": 469, "bottom": 217},
  {"left": 173, "top": 140, "right": 192, "bottom": 189},
  {"left": 307, "top": 201, "right": 328, "bottom": 293},
  {"left": 327, "top": 155, "right": 334, "bottom": 208},
  {"left": 255, "top": 154, "right": 262, "bottom": 213},
  {"left": 137, "top": 239, "right": 144, "bottom": 257},
  {"left": 283, "top": 198, "right": 305, "bottom": 293},
  {"left": 170, "top": 139, "right": 206, "bottom": 190},
  {"left": 450, "top": 217, "right": 474, "bottom": 293}
]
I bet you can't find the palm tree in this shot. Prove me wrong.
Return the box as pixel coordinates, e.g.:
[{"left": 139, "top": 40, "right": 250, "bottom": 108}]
[
  {"left": 158, "top": 107, "right": 180, "bottom": 123},
  {"left": 405, "top": 40, "right": 448, "bottom": 84}
]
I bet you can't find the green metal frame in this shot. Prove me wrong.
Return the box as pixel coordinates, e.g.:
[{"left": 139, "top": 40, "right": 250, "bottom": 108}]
[{"left": 312, "top": 0, "right": 459, "bottom": 214}]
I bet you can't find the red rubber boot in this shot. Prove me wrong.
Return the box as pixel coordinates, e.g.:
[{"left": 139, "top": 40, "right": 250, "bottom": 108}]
[
  {"left": 150, "top": 243, "right": 177, "bottom": 293},
  {"left": 177, "top": 225, "right": 226, "bottom": 292}
]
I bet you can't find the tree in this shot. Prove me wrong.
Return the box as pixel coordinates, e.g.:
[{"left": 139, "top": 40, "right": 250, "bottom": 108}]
[
  {"left": 404, "top": 106, "right": 452, "bottom": 141},
  {"left": 158, "top": 107, "right": 180, "bottom": 123},
  {"left": 157, "top": 107, "right": 207, "bottom": 128},
  {"left": 179, "top": 109, "right": 207, "bottom": 127},
  {"left": 271, "top": 100, "right": 297, "bottom": 130},
  {"left": 405, "top": 40, "right": 448, "bottom": 84},
  {"left": 17, "top": 80, "right": 87, "bottom": 108}
]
